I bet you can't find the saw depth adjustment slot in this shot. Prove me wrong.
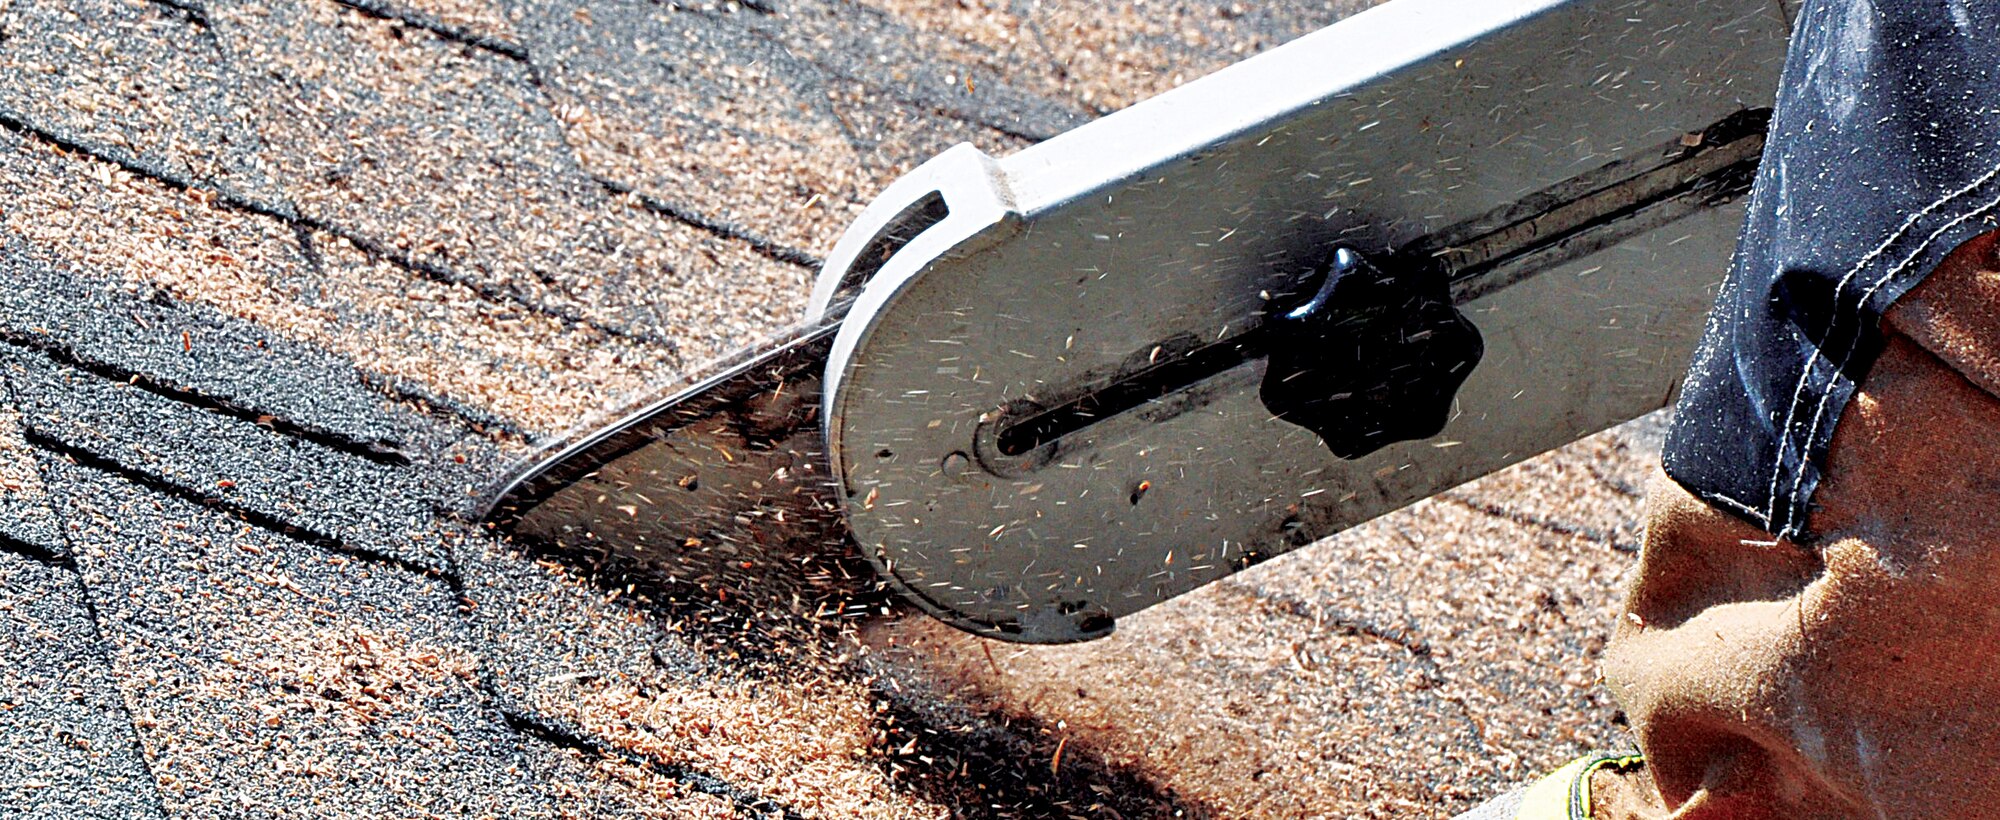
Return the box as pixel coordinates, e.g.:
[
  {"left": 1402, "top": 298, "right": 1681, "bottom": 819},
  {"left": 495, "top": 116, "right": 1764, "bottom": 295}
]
[
  {"left": 972, "top": 110, "right": 1769, "bottom": 471},
  {"left": 991, "top": 333, "right": 1262, "bottom": 459},
  {"left": 980, "top": 246, "right": 1481, "bottom": 470}
]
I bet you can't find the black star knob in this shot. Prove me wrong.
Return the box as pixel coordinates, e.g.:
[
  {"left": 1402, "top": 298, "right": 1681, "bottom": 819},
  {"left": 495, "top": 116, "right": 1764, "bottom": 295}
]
[{"left": 1258, "top": 247, "right": 1484, "bottom": 460}]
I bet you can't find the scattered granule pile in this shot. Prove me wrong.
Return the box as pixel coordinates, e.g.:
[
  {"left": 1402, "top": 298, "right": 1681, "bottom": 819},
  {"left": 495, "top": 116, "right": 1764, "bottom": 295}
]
[
  {"left": 0, "top": 132, "right": 670, "bottom": 434},
  {"left": 867, "top": 604, "right": 1468, "bottom": 818},
  {"left": 464, "top": 517, "right": 1194, "bottom": 818},
  {"left": 530, "top": 745, "right": 744, "bottom": 819},
  {"left": 211, "top": 0, "right": 811, "bottom": 353},
  {"left": 513, "top": 0, "right": 1031, "bottom": 257},
  {"left": 545, "top": 91, "right": 863, "bottom": 256},
  {"left": 449, "top": 524, "right": 954, "bottom": 818},
  {"left": 857, "top": 0, "right": 1379, "bottom": 113},
  {"left": 306, "top": 234, "right": 684, "bottom": 434},
  {"left": 860, "top": 417, "right": 1665, "bottom": 818},
  {"left": 536, "top": 666, "right": 953, "bottom": 819},
  {"left": 254, "top": 627, "right": 483, "bottom": 731},
  {"left": 0, "top": 0, "right": 288, "bottom": 203}
]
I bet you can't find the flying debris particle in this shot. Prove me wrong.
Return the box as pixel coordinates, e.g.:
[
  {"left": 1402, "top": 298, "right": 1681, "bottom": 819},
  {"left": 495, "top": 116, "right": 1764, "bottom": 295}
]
[{"left": 1130, "top": 480, "right": 1151, "bottom": 505}]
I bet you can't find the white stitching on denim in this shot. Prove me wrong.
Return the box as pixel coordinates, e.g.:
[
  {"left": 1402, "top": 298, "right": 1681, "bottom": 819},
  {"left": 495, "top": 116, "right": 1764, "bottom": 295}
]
[
  {"left": 1761, "top": 161, "right": 2000, "bottom": 534},
  {"left": 1775, "top": 188, "right": 2000, "bottom": 539},
  {"left": 1707, "top": 492, "right": 1773, "bottom": 525}
]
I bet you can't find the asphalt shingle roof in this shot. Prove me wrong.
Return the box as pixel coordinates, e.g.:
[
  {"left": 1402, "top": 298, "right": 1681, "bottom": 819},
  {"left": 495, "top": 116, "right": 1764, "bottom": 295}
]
[{"left": 0, "top": 0, "right": 1656, "bottom": 816}]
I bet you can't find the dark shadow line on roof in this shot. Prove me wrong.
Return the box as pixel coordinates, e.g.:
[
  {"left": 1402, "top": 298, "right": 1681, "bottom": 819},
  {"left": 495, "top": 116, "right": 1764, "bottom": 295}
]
[
  {"left": 0, "top": 330, "right": 414, "bottom": 467},
  {"left": 301, "top": 222, "right": 685, "bottom": 351},
  {"left": 473, "top": 15, "right": 823, "bottom": 274},
  {"left": 0, "top": 111, "right": 294, "bottom": 221},
  {"left": 484, "top": 18, "right": 821, "bottom": 272},
  {"left": 0, "top": 530, "right": 66, "bottom": 568},
  {"left": 330, "top": 0, "right": 528, "bottom": 60},
  {"left": 811, "top": 2, "right": 1070, "bottom": 142},
  {"left": 355, "top": 364, "right": 536, "bottom": 444},
  {"left": 22, "top": 428, "right": 458, "bottom": 585},
  {"left": 501, "top": 708, "right": 808, "bottom": 820},
  {"left": 1437, "top": 493, "right": 1641, "bottom": 554},
  {"left": 281, "top": 230, "right": 541, "bottom": 445},
  {"left": 1585, "top": 461, "right": 1648, "bottom": 500},
  {"left": 0, "top": 108, "right": 684, "bottom": 353},
  {"left": 596, "top": 177, "right": 823, "bottom": 270},
  {"left": 1204, "top": 580, "right": 1499, "bottom": 762},
  {"left": 144, "top": 0, "right": 211, "bottom": 28},
  {"left": 657, "top": 0, "right": 779, "bottom": 16},
  {"left": 1209, "top": 579, "right": 1436, "bottom": 660},
  {"left": 708, "top": 8, "right": 1063, "bottom": 144}
]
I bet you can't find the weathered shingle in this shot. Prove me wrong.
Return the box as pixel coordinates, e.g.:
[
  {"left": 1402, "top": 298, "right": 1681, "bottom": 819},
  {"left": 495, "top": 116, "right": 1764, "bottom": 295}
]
[
  {"left": 0, "top": 550, "right": 165, "bottom": 820},
  {"left": 0, "top": 0, "right": 289, "bottom": 207},
  {"left": 211, "top": 0, "right": 812, "bottom": 357}
]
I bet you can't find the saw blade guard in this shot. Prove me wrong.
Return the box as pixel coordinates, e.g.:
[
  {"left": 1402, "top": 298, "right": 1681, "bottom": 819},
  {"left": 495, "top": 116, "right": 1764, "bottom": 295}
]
[{"left": 819, "top": 0, "right": 1786, "bottom": 643}]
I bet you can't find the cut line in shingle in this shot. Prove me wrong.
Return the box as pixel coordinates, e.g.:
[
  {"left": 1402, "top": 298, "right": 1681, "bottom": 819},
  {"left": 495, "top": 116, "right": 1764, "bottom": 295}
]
[
  {"left": 21, "top": 428, "right": 449, "bottom": 582},
  {"left": 502, "top": 709, "right": 806, "bottom": 820},
  {"left": 331, "top": 0, "right": 529, "bottom": 60}
]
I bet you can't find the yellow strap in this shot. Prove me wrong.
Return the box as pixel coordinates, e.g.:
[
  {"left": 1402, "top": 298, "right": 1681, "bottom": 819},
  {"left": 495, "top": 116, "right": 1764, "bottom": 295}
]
[{"left": 1511, "top": 753, "right": 1646, "bottom": 820}]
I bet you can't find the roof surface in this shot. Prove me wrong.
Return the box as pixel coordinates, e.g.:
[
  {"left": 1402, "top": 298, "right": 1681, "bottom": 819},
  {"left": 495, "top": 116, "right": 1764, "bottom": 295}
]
[{"left": 0, "top": 0, "right": 1654, "bottom": 816}]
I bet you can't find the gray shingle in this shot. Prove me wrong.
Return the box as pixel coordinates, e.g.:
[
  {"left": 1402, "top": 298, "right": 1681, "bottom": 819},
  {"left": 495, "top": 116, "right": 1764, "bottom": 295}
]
[
  {"left": 0, "top": 550, "right": 165, "bottom": 820},
  {"left": 0, "top": 0, "right": 289, "bottom": 207},
  {"left": 4, "top": 345, "right": 453, "bottom": 571},
  {"left": 39, "top": 455, "right": 557, "bottom": 819},
  {"left": 0, "top": 245, "right": 443, "bottom": 462}
]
